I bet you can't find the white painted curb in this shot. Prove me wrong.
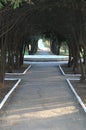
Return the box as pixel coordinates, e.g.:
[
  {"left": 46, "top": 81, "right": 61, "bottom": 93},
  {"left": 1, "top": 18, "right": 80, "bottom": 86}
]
[
  {"left": 59, "top": 65, "right": 81, "bottom": 77},
  {"left": 66, "top": 78, "right": 86, "bottom": 113},
  {"left": 23, "top": 64, "right": 31, "bottom": 74},
  {"left": 6, "top": 65, "right": 31, "bottom": 75},
  {"left": 59, "top": 65, "right": 65, "bottom": 75},
  {"left": 0, "top": 78, "right": 21, "bottom": 110}
]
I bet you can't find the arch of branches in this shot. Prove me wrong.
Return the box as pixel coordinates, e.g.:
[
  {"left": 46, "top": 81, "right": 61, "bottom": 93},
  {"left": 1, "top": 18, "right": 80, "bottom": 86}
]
[{"left": 0, "top": 0, "right": 86, "bottom": 87}]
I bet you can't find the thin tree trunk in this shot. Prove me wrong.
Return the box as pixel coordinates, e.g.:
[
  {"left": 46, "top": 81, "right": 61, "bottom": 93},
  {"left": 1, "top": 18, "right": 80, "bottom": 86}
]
[
  {"left": 79, "top": 52, "right": 85, "bottom": 80},
  {"left": 68, "top": 45, "right": 72, "bottom": 67},
  {"left": 20, "top": 52, "right": 24, "bottom": 66},
  {"left": 0, "top": 35, "right": 6, "bottom": 88},
  {"left": 84, "top": 47, "right": 86, "bottom": 79},
  {"left": 7, "top": 49, "right": 14, "bottom": 73}
]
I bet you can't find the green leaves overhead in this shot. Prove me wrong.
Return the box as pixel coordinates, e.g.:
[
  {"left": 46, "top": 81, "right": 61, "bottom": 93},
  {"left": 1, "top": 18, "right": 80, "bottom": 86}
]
[
  {"left": 0, "top": 0, "right": 28, "bottom": 9},
  {"left": 0, "top": 0, "right": 7, "bottom": 9},
  {"left": 11, "top": 0, "right": 22, "bottom": 9},
  {"left": 0, "top": 2, "right": 3, "bottom": 9}
]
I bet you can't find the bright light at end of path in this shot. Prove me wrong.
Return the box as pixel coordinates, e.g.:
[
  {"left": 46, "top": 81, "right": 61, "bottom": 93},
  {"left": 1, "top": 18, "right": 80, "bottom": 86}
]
[{"left": 38, "top": 39, "right": 44, "bottom": 50}]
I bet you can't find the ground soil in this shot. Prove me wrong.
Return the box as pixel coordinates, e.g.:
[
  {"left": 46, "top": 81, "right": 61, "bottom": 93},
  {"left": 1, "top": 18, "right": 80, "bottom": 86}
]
[
  {"left": 6, "top": 64, "right": 29, "bottom": 73},
  {"left": 0, "top": 64, "right": 30, "bottom": 103},
  {"left": 71, "top": 80, "right": 86, "bottom": 107},
  {"left": 61, "top": 63, "right": 86, "bottom": 107},
  {"left": 61, "top": 64, "right": 80, "bottom": 74},
  {"left": 0, "top": 80, "right": 17, "bottom": 102}
]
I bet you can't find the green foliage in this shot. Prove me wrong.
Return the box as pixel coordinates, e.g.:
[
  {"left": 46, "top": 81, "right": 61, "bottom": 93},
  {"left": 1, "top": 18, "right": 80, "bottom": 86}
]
[
  {"left": 2, "top": 0, "right": 7, "bottom": 4},
  {"left": 0, "top": 0, "right": 28, "bottom": 9},
  {"left": 10, "top": 0, "right": 23, "bottom": 9},
  {"left": 0, "top": 0, "right": 8, "bottom": 9},
  {"left": 0, "top": 2, "right": 3, "bottom": 9}
]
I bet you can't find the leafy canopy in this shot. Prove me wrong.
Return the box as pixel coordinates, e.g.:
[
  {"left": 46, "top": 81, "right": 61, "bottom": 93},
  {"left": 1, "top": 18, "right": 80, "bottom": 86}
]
[{"left": 0, "top": 0, "right": 30, "bottom": 9}]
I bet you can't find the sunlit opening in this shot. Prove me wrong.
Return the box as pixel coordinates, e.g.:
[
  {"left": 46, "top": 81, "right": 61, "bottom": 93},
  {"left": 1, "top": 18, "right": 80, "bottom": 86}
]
[
  {"left": 38, "top": 39, "right": 44, "bottom": 50},
  {"left": 38, "top": 38, "right": 50, "bottom": 51}
]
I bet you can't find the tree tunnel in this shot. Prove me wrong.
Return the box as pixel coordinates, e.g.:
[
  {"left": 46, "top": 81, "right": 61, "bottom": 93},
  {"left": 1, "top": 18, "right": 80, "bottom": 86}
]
[{"left": 0, "top": 0, "right": 86, "bottom": 87}]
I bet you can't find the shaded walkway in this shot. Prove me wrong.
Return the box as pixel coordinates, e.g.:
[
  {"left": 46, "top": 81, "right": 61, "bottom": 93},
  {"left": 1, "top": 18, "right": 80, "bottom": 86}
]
[{"left": 0, "top": 62, "right": 86, "bottom": 130}]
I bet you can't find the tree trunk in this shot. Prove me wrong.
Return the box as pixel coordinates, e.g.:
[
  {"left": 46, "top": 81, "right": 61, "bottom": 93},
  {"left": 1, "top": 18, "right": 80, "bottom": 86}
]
[
  {"left": 15, "top": 53, "right": 19, "bottom": 69},
  {"left": 84, "top": 47, "right": 86, "bottom": 80},
  {"left": 68, "top": 44, "right": 73, "bottom": 67},
  {"left": 79, "top": 51, "right": 85, "bottom": 80},
  {"left": 0, "top": 36, "right": 6, "bottom": 88},
  {"left": 72, "top": 44, "right": 79, "bottom": 74},
  {"left": 19, "top": 51, "right": 24, "bottom": 66},
  {"left": 7, "top": 50, "right": 14, "bottom": 73}
]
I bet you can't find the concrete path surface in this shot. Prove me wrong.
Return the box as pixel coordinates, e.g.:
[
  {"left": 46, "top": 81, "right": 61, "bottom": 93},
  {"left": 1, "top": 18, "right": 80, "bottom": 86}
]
[
  {"left": 24, "top": 50, "right": 68, "bottom": 61},
  {"left": 0, "top": 62, "right": 86, "bottom": 130}
]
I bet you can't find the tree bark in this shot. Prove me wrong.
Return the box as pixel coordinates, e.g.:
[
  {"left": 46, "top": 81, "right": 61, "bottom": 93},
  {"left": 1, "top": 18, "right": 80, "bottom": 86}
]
[{"left": 0, "top": 35, "right": 6, "bottom": 88}]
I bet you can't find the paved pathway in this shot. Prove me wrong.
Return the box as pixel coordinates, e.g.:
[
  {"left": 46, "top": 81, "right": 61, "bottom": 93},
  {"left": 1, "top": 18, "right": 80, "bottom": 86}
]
[
  {"left": 0, "top": 50, "right": 86, "bottom": 130},
  {"left": 0, "top": 62, "right": 86, "bottom": 130}
]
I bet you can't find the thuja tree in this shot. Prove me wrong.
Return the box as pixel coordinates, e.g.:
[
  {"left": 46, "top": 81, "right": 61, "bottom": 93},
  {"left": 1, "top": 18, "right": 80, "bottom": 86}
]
[
  {"left": 44, "top": 0, "right": 86, "bottom": 80},
  {"left": 0, "top": 0, "right": 86, "bottom": 88},
  {"left": 0, "top": 2, "right": 28, "bottom": 86},
  {"left": 0, "top": 35, "right": 7, "bottom": 87},
  {"left": 0, "top": 5, "right": 11, "bottom": 87},
  {"left": 68, "top": 1, "right": 86, "bottom": 80}
]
